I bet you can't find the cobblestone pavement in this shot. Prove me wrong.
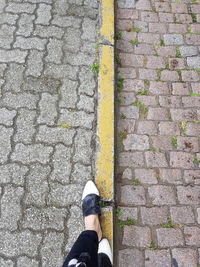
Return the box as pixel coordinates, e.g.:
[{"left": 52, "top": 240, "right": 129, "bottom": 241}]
[
  {"left": 0, "top": 0, "right": 99, "bottom": 266},
  {"left": 115, "top": 0, "right": 200, "bottom": 266}
]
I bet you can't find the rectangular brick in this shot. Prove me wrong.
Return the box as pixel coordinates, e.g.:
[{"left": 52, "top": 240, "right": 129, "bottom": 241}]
[
  {"left": 170, "top": 109, "right": 197, "bottom": 121},
  {"left": 157, "top": 46, "right": 176, "bottom": 57},
  {"left": 182, "top": 96, "right": 200, "bottom": 108},
  {"left": 149, "top": 23, "right": 167, "bottom": 33},
  {"left": 177, "top": 136, "right": 199, "bottom": 152},
  {"left": 119, "top": 53, "right": 144, "bottom": 67},
  {"left": 119, "top": 152, "right": 144, "bottom": 167},
  {"left": 184, "top": 170, "right": 200, "bottom": 184},
  {"left": 172, "top": 83, "right": 190, "bottom": 95},
  {"left": 159, "top": 96, "right": 182, "bottom": 108},
  {"left": 138, "top": 33, "right": 160, "bottom": 44},
  {"left": 186, "top": 34, "right": 200, "bottom": 45},
  {"left": 169, "top": 23, "right": 186, "bottom": 33},
  {"left": 116, "top": 9, "right": 139, "bottom": 19},
  {"left": 123, "top": 79, "right": 145, "bottom": 92},
  {"left": 170, "top": 206, "right": 195, "bottom": 224},
  {"left": 159, "top": 122, "right": 180, "bottom": 135},
  {"left": 141, "top": 207, "right": 168, "bottom": 225},
  {"left": 146, "top": 56, "right": 165, "bottom": 69},
  {"left": 141, "top": 11, "right": 158, "bottom": 22},
  {"left": 159, "top": 12, "right": 174, "bottom": 23},
  {"left": 139, "top": 69, "right": 157, "bottom": 80},
  {"left": 157, "top": 228, "right": 184, "bottom": 247},
  {"left": 121, "top": 185, "right": 146, "bottom": 205},
  {"left": 161, "top": 70, "right": 179, "bottom": 82},
  {"left": 155, "top": 2, "right": 171, "bottom": 12},
  {"left": 184, "top": 226, "right": 200, "bottom": 246},
  {"left": 177, "top": 186, "right": 200, "bottom": 205},
  {"left": 171, "top": 3, "right": 188, "bottom": 13},
  {"left": 149, "top": 81, "right": 170, "bottom": 95},
  {"left": 160, "top": 169, "right": 182, "bottom": 184},
  {"left": 134, "top": 44, "right": 155, "bottom": 55},
  {"left": 191, "top": 83, "right": 200, "bottom": 94},
  {"left": 135, "top": 169, "right": 158, "bottom": 184},
  {"left": 191, "top": 4, "right": 200, "bottom": 13},
  {"left": 116, "top": 19, "right": 132, "bottom": 31},
  {"left": 147, "top": 107, "right": 169, "bottom": 121},
  {"left": 148, "top": 185, "right": 176, "bottom": 205},
  {"left": 151, "top": 136, "right": 173, "bottom": 151},
  {"left": 123, "top": 226, "right": 151, "bottom": 247},
  {"left": 137, "top": 121, "right": 158, "bottom": 135},
  {"left": 170, "top": 152, "right": 194, "bottom": 168},
  {"left": 0, "top": 49, "right": 28, "bottom": 63},
  {"left": 186, "top": 122, "right": 200, "bottom": 136},
  {"left": 175, "top": 14, "right": 192, "bottom": 24},
  {"left": 145, "top": 151, "right": 168, "bottom": 167}
]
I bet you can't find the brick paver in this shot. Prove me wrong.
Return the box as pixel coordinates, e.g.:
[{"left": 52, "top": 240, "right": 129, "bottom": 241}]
[
  {"left": 115, "top": 0, "right": 200, "bottom": 266},
  {"left": 0, "top": 0, "right": 99, "bottom": 266}
]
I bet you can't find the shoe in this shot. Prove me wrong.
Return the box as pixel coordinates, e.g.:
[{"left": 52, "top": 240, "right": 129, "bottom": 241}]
[
  {"left": 98, "top": 238, "right": 112, "bottom": 265},
  {"left": 82, "top": 180, "right": 101, "bottom": 217}
]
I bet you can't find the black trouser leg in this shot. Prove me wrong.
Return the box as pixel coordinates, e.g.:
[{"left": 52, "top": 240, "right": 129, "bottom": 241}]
[
  {"left": 98, "top": 253, "right": 112, "bottom": 267},
  {"left": 62, "top": 230, "right": 99, "bottom": 267}
]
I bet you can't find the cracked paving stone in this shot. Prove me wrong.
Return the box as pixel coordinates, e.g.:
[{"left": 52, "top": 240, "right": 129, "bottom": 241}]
[
  {"left": 24, "top": 164, "right": 51, "bottom": 206},
  {"left": 11, "top": 143, "right": 53, "bottom": 164}
]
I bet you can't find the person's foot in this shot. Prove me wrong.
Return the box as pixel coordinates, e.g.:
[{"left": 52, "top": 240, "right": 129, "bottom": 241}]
[
  {"left": 98, "top": 238, "right": 113, "bottom": 266},
  {"left": 82, "top": 181, "right": 102, "bottom": 241}
]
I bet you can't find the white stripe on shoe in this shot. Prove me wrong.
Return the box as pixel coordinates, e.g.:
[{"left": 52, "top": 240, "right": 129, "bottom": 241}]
[{"left": 98, "top": 238, "right": 113, "bottom": 264}]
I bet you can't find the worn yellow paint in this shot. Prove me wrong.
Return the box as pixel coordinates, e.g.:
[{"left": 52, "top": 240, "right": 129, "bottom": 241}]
[
  {"left": 101, "top": 207, "right": 113, "bottom": 251},
  {"left": 100, "top": 0, "right": 114, "bottom": 44},
  {"left": 96, "top": 44, "right": 114, "bottom": 200}
]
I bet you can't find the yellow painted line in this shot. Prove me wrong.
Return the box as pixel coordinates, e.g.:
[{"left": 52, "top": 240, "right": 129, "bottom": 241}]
[
  {"left": 100, "top": 0, "right": 114, "bottom": 45},
  {"left": 96, "top": 44, "right": 114, "bottom": 200},
  {"left": 101, "top": 207, "right": 113, "bottom": 252}
]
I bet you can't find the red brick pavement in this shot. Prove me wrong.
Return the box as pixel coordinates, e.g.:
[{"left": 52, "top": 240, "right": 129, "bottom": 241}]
[{"left": 115, "top": 0, "right": 200, "bottom": 266}]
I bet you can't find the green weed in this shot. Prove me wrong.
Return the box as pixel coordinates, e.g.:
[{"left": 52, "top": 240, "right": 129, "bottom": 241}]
[
  {"left": 131, "top": 179, "right": 140, "bottom": 186},
  {"left": 176, "top": 46, "right": 182, "bottom": 58},
  {"left": 189, "top": 92, "right": 200, "bottom": 97},
  {"left": 144, "top": 79, "right": 150, "bottom": 85},
  {"left": 90, "top": 62, "right": 99, "bottom": 73},
  {"left": 193, "top": 157, "right": 200, "bottom": 164},
  {"left": 179, "top": 121, "right": 187, "bottom": 136},
  {"left": 118, "top": 130, "right": 128, "bottom": 140},
  {"left": 121, "top": 113, "right": 126, "bottom": 119},
  {"left": 115, "top": 31, "right": 122, "bottom": 40},
  {"left": 148, "top": 242, "right": 158, "bottom": 250},
  {"left": 115, "top": 207, "right": 122, "bottom": 217},
  {"left": 116, "top": 77, "right": 124, "bottom": 92},
  {"left": 129, "top": 40, "right": 139, "bottom": 46},
  {"left": 172, "top": 136, "right": 177, "bottom": 148},
  {"left": 136, "top": 90, "right": 148, "bottom": 95},
  {"left": 115, "top": 55, "right": 121, "bottom": 65}
]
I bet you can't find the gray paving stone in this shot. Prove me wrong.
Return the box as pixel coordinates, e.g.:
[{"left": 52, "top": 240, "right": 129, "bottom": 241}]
[
  {"left": 73, "top": 129, "right": 93, "bottom": 164},
  {"left": 118, "top": 207, "right": 138, "bottom": 221},
  {"left": 184, "top": 226, "right": 200, "bottom": 246},
  {"left": 14, "top": 36, "right": 47, "bottom": 51},
  {"left": 17, "top": 14, "right": 35, "bottom": 37},
  {"left": 4, "top": 63, "right": 25, "bottom": 93},
  {"left": 117, "top": 0, "right": 136, "bottom": 8},
  {"left": 141, "top": 207, "right": 168, "bottom": 225},
  {"left": 52, "top": 15, "right": 82, "bottom": 28},
  {"left": 41, "top": 232, "right": 64, "bottom": 267},
  {"left": 71, "top": 163, "right": 92, "bottom": 184},
  {"left": 145, "top": 250, "right": 171, "bottom": 267},
  {"left": 0, "top": 64, "right": 6, "bottom": 77},
  {"left": 119, "top": 152, "right": 144, "bottom": 167},
  {"left": 1, "top": 92, "right": 39, "bottom": 109},
  {"left": 0, "top": 126, "right": 13, "bottom": 164},
  {"left": 120, "top": 106, "right": 139, "bottom": 119},
  {"left": 26, "top": 50, "right": 44, "bottom": 77},
  {"left": 0, "top": 258, "right": 14, "bottom": 267},
  {"left": 59, "top": 79, "right": 78, "bottom": 108},
  {"left": 0, "top": 163, "right": 28, "bottom": 185},
  {"left": 59, "top": 109, "right": 94, "bottom": 129},
  {"left": 44, "top": 63, "right": 78, "bottom": 80},
  {"left": 50, "top": 144, "right": 72, "bottom": 183},
  {"left": 64, "top": 28, "right": 82, "bottom": 53},
  {"left": 145, "top": 151, "right": 168, "bottom": 167},
  {"left": 48, "top": 183, "right": 83, "bottom": 206},
  {"left": 118, "top": 248, "right": 143, "bottom": 267},
  {"left": 22, "top": 207, "right": 67, "bottom": 231},
  {"left": 64, "top": 52, "right": 95, "bottom": 66},
  {"left": 0, "top": 25, "right": 15, "bottom": 49},
  {"left": 123, "top": 134, "right": 149, "bottom": 150},
  {"left": 38, "top": 93, "right": 58, "bottom": 125},
  {"left": 46, "top": 38, "right": 63, "bottom": 64},
  {"left": 34, "top": 25, "right": 64, "bottom": 39},
  {"left": 135, "top": 168, "right": 158, "bottom": 184},
  {"left": 11, "top": 143, "right": 53, "bottom": 164},
  {"left": 0, "top": 185, "right": 24, "bottom": 231},
  {"left": 65, "top": 206, "right": 84, "bottom": 251},
  {"left": 6, "top": 2, "right": 36, "bottom": 13},
  {"left": 0, "top": 49, "right": 28, "bottom": 63},
  {"left": 177, "top": 186, "right": 200, "bottom": 205},
  {"left": 14, "top": 109, "right": 36, "bottom": 144},
  {"left": 82, "top": 18, "right": 96, "bottom": 42},
  {"left": 77, "top": 95, "right": 94, "bottom": 112},
  {"left": 0, "top": 230, "right": 42, "bottom": 257},
  {"left": 24, "top": 164, "right": 51, "bottom": 206},
  {"left": 36, "top": 3, "right": 51, "bottom": 25},
  {"left": 122, "top": 168, "right": 132, "bottom": 180},
  {"left": 0, "top": 13, "right": 18, "bottom": 25},
  {"left": 36, "top": 125, "right": 75, "bottom": 146},
  {"left": 0, "top": 108, "right": 16, "bottom": 126},
  {"left": 17, "top": 256, "right": 39, "bottom": 267},
  {"left": 78, "top": 66, "right": 96, "bottom": 96},
  {"left": 23, "top": 76, "right": 61, "bottom": 93}
]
